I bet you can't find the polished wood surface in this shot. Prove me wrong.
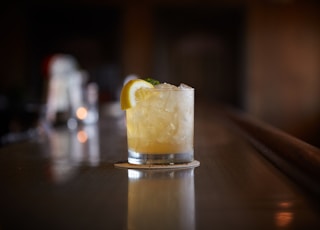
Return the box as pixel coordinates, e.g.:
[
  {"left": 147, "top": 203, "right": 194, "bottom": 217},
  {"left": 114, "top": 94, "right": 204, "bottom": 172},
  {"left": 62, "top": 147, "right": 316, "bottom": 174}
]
[
  {"left": 219, "top": 106, "right": 320, "bottom": 198},
  {"left": 1, "top": 104, "right": 320, "bottom": 229}
]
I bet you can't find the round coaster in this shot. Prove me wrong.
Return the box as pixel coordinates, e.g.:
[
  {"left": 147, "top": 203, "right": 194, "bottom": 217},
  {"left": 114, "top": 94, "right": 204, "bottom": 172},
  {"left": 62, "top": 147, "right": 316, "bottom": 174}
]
[{"left": 114, "top": 160, "right": 200, "bottom": 170}]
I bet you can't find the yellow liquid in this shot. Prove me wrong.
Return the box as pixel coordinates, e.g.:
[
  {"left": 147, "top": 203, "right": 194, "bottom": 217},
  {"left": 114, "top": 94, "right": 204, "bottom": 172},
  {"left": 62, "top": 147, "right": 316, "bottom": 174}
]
[{"left": 126, "top": 87, "right": 194, "bottom": 155}]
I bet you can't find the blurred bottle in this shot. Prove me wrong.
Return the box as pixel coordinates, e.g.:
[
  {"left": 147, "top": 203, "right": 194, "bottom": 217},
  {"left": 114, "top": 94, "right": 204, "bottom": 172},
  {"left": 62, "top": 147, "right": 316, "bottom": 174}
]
[
  {"left": 80, "top": 82, "right": 99, "bottom": 125},
  {"left": 44, "top": 54, "right": 87, "bottom": 129}
]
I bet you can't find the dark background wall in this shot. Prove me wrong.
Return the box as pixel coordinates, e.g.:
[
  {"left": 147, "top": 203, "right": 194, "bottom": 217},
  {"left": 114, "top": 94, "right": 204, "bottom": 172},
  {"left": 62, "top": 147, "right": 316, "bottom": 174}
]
[{"left": 1, "top": 0, "right": 319, "bottom": 146}]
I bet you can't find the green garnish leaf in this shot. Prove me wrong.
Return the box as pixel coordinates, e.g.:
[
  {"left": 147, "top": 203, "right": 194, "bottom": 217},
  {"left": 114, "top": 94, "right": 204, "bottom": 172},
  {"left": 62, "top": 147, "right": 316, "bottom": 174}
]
[{"left": 145, "top": 78, "right": 160, "bottom": 86}]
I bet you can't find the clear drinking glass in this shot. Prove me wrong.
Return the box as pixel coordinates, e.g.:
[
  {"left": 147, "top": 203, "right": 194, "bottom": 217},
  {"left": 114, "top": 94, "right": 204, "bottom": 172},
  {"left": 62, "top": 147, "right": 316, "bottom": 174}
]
[{"left": 126, "top": 84, "right": 194, "bottom": 165}]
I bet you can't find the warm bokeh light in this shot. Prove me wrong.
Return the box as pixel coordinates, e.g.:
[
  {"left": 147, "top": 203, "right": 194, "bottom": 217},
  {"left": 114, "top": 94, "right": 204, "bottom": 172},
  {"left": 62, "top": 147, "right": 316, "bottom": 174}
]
[
  {"left": 77, "top": 130, "right": 88, "bottom": 143},
  {"left": 76, "top": 107, "right": 88, "bottom": 120},
  {"left": 275, "top": 201, "right": 294, "bottom": 228},
  {"left": 275, "top": 212, "right": 294, "bottom": 228},
  {"left": 278, "top": 201, "right": 292, "bottom": 209}
]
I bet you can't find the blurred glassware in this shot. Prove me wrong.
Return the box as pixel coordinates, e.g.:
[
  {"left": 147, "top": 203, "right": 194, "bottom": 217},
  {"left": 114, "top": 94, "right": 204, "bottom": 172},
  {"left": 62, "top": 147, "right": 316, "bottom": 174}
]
[
  {"left": 78, "top": 82, "right": 99, "bottom": 125},
  {"left": 45, "top": 54, "right": 87, "bottom": 128}
]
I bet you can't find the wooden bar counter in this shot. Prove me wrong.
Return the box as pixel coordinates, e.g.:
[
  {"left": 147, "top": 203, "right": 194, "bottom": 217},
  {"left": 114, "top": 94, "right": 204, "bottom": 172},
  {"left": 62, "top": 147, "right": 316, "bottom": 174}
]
[{"left": 1, "top": 104, "right": 319, "bottom": 229}]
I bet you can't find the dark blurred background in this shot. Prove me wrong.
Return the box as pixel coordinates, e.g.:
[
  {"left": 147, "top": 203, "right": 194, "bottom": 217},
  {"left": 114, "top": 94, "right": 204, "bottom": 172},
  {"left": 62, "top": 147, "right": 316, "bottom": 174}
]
[{"left": 1, "top": 0, "right": 320, "bottom": 146}]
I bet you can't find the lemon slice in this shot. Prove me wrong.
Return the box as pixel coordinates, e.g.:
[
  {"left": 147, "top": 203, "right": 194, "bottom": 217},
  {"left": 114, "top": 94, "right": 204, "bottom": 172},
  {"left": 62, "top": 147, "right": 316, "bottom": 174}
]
[{"left": 120, "top": 79, "right": 154, "bottom": 110}]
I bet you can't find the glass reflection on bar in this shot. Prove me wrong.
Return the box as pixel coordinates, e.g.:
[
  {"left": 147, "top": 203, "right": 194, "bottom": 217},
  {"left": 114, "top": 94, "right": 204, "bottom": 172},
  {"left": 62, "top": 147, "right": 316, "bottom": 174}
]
[
  {"left": 47, "top": 124, "right": 100, "bottom": 183},
  {"left": 127, "top": 169, "right": 195, "bottom": 230},
  {"left": 82, "top": 124, "right": 100, "bottom": 167}
]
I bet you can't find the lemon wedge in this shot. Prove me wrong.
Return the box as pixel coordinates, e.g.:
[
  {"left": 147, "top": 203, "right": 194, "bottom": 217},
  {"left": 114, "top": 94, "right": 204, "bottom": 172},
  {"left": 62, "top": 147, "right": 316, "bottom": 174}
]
[{"left": 120, "top": 79, "right": 154, "bottom": 110}]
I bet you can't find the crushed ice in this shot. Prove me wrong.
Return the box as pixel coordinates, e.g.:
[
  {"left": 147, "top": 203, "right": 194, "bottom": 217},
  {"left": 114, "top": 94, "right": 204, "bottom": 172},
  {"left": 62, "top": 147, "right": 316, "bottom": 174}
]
[
  {"left": 155, "top": 83, "right": 193, "bottom": 89},
  {"left": 155, "top": 83, "right": 178, "bottom": 89},
  {"left": 178, "top": 83, "right": 193, "bottom": 89}
]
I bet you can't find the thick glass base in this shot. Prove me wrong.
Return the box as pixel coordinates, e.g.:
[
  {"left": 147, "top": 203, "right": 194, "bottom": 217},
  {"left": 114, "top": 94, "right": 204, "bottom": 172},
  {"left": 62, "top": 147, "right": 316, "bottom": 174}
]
[{"left": 128, "top": 149, "right": 194, "bottom": 165}]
